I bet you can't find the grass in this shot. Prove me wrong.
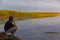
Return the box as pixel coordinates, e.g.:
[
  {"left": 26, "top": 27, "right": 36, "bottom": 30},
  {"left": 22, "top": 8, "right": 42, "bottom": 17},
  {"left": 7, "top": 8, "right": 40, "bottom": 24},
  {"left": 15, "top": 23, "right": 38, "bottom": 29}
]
[{"left": 0, "top": 10, "right": 59, "bottom": 25}]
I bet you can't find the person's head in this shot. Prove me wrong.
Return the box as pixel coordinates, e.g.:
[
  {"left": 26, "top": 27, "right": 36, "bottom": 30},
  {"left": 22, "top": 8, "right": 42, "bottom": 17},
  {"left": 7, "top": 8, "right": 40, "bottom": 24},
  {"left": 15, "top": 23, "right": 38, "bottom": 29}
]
[{"left": 9, "top": 16, "right": 13, "bottom": 21}]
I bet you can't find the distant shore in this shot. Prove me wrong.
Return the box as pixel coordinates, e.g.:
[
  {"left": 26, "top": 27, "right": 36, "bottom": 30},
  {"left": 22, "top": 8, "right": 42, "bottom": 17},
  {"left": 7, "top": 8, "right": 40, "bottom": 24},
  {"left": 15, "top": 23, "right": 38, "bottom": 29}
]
[{"left": 0, "top": 16, "right": 58, "bottom": 25}]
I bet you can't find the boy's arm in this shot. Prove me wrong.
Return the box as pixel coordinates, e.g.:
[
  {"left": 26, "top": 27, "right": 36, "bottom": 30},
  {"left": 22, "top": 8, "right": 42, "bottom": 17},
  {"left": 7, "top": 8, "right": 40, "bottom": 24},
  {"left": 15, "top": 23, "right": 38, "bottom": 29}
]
[
  {"left": 14, "top": 22, "right": 16, "bottom": 27},
  {"left": 13, "top": 22, "right": 17, "bottom": 29},
  {"left": 12, "top": 21, "right": 17, "bottom": 29}
]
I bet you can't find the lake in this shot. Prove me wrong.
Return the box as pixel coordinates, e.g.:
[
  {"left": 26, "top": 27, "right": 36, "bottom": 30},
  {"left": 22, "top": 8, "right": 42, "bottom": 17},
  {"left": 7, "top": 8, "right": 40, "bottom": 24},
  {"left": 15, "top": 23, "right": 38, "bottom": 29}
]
[{"left": 0, "top": 16, "right": 60, "bottom": 40}]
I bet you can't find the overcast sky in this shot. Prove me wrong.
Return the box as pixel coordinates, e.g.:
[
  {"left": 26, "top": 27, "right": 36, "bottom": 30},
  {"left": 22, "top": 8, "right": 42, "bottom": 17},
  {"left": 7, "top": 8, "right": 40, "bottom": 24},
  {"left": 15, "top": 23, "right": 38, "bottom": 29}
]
[{"left": 0, "top": 0, "right": 60, "bottom": 12}]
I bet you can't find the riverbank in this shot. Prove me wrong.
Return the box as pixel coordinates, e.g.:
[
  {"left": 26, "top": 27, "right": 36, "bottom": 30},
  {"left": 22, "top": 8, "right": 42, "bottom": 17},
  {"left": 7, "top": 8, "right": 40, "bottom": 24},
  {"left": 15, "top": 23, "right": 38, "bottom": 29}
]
[
  {"left": 0, "top": 31, "right": 20, "bottom": 40},
  {"left": 0, "top": 16, "right": 58, "bottom": 25}
]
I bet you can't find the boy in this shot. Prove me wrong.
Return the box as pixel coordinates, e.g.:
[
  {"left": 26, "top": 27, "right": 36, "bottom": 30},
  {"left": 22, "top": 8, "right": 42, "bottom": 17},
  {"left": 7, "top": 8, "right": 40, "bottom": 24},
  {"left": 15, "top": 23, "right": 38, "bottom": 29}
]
[{"left": 4, "top": 16, "right": 17, "bottom": 38}]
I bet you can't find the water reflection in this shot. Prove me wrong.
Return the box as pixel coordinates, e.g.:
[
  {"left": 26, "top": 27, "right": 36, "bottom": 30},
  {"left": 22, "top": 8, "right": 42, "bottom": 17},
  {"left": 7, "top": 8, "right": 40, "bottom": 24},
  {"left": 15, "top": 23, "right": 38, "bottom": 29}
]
[
  {"left": 45, "top": 32, "right": 60, "bottom": 40},
  {"left": 15, "top": 16, "right": 60, "bottom": 40}
]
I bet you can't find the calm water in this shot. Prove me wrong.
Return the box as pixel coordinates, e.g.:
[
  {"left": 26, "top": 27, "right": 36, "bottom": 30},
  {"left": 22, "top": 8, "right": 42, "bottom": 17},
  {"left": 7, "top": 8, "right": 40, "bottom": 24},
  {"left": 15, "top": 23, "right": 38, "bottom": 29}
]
[{"left": 1, "top": 16, "right": 60, "bottom": 40}]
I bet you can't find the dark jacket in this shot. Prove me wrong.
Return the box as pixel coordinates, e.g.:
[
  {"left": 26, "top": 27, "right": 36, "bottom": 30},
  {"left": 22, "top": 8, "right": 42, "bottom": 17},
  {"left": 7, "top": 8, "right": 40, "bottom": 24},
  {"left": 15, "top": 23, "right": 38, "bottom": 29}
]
[{"left": 4, "top": 20, "right": 14, "bottom": 31}]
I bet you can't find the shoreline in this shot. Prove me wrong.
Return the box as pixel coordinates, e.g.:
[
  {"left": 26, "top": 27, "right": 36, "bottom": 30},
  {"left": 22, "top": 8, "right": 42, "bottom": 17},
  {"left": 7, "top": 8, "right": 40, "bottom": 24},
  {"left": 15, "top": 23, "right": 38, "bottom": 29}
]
[{"left": 0, "top": 16, "right": 58, "bottom": 25}]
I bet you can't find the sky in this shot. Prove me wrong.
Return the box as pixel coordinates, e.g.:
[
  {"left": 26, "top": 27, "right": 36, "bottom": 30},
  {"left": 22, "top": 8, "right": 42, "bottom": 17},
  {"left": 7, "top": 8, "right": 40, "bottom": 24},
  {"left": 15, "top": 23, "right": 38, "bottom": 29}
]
[{"left": 0, "top": 0, "right": 60, "bottom": 12}]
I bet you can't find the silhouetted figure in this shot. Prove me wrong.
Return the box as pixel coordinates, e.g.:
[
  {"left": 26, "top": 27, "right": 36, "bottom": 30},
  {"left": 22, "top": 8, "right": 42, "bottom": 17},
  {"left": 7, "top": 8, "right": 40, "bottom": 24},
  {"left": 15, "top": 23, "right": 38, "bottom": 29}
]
[{"left": 4, "top": 16, "right": 17, "bottom": 39}]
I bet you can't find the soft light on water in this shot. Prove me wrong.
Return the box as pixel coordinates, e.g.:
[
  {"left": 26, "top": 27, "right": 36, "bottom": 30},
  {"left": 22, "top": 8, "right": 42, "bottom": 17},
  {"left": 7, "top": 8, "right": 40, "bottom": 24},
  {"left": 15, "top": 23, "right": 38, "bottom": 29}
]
[{"left": 1, "top": 16, "right": 60, "bottom": 40}]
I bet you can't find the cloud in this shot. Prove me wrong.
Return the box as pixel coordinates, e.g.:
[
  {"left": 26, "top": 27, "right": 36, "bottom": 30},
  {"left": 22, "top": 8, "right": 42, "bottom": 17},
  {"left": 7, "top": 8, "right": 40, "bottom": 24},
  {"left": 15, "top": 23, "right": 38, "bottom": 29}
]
[
  {"left": 0, "top": 0, "right": 60, "bottom": 12},
  {"left": 0, "top": 0, "right": 2, "bottom": 5}
]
